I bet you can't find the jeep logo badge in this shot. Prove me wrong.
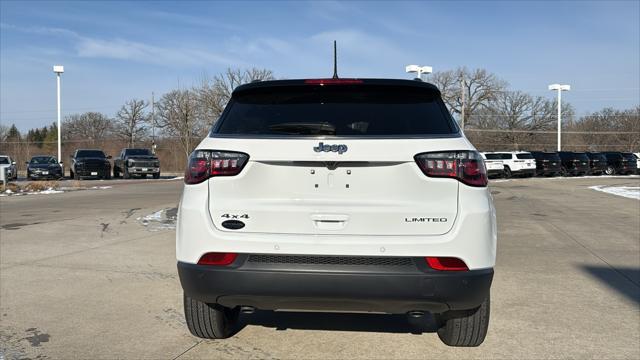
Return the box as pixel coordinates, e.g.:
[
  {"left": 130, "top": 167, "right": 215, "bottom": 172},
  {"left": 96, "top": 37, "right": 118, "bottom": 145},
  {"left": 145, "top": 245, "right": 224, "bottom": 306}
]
[{"left": 313, "top": 142, "right": 348, "bottom": 154}]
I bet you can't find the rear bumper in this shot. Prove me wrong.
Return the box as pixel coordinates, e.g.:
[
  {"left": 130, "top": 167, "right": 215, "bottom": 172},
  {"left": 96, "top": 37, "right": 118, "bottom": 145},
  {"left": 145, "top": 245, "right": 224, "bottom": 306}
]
[
  {"left": 515, "top": 168, "right": 536, "bottom": 176},
  {"left": 128, "top": 166, "right": 160, "bottom": 175},
  {"left": 177, "top": 260, "right": 493, "bottom": 314},
  {"left": 487, "top": 169, "right": 503, "bottom": 177},
  {"left": 536, "top": 166, "right": 560, "bottom": 175}
]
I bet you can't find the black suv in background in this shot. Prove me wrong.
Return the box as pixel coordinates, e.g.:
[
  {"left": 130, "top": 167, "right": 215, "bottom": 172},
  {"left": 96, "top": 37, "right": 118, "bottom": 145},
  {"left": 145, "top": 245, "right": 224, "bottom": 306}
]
[
  {"left": 113, "top": 148, "right": 160, "bottom": 179},
  {"left": 585, "top": 152, "right": 608, "bottom": 175},
  {"left": 603, "top": 152, "right": 636, "bottom": 175},
  {"left": 558, "top": 152, "right": 590, "bottom": 176},
  {"left": 69, "top": 149, "right": 111, "bottom": 180},
  {"left": 26, "top": 155, "right": 63, "bottom": 180},
  {"left": 530, "top": 151, "right": 562, "bottom": 176}
]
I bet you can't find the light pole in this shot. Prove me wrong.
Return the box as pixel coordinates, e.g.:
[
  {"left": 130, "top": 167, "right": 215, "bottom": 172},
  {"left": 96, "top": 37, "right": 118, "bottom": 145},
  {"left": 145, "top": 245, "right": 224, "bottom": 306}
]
[
  {"left": 405, "top": 65, "right": 432, "bottom": 81},
  {"left": 53, "top": 65, "right": 64, "bottom": 164},
  {"left": 548, "top": 84, "right": 570, "bottom": 151}
]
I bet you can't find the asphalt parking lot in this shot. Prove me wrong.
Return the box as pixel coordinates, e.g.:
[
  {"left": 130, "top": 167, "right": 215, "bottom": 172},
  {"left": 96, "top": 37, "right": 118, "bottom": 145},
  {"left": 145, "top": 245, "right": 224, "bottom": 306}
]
[{"left": 1, "top": 176, "right": 639, "bottom": 359}]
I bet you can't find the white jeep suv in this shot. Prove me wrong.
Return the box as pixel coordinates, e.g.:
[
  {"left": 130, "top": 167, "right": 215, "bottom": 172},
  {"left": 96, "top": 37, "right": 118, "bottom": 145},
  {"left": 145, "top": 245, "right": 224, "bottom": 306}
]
[
  {"left": 177, "top": 78, "right": 496, "bottom": 347},
  {"left": 483, "top": 151, "right": 536, "bottom": 178}
]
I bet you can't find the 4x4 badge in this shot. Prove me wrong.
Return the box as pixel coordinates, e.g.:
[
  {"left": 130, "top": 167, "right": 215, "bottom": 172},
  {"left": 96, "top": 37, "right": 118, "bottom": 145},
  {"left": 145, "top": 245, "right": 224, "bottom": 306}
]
[{"left": 313, "top": 142, "right": 348, "bottom": 154}]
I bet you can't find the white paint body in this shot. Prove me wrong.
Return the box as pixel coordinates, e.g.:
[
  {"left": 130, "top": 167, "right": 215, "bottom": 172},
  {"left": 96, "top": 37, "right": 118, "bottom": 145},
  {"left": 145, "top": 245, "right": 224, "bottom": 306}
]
[
  {"left": 482, "top": 151, "right": 536, "bottom": 174},
  {"left": 0, "top": 155, "right": 17, "bottom": 181},
  {"left": 177, "top": 136, "right": 497, "bottom": 270}
]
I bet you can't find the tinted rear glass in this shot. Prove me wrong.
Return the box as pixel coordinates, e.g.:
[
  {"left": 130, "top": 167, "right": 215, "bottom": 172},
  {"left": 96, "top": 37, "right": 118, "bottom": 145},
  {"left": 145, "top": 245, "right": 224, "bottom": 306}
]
[
  {"left": 215, "top": 85, "right": 456, "bottom": 136},
  {"left": 0, "top": 157, "right": 9, "bottom": 164},
  {"left": 533, "top": 153, "right": 560, "bottom": 161},
  {"left": 575, "top": 153, "right": 589, "bottom": 161},
  {"left": 516, "top": 153, "right": 533, "bottom": 159},
  {"left": 484, "top": 153, "right": 511, "bottom": 160},
  {"left": 76, "top": 150, "right": 106, "bottom": 158},
  {"left": 125, "top": 149, "right": 151, "bottom": 156}
]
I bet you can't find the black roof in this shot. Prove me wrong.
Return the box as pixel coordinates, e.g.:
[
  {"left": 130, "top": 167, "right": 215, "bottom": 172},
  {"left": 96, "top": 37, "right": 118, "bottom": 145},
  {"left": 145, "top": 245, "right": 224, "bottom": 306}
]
[{"left": 232, "top": 78, "right": 441, "bottom": 96}]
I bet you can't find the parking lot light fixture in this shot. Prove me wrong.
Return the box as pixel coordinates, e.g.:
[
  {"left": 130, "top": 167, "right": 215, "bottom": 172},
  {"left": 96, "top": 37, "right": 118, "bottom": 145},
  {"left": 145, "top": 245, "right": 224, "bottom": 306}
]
[
  {"left": 548, "top": 83, "right": 570, "bottom": 151},
  {"left": 405, "top": 65, "right": 433, "bottom": 81},
  {"left": 53, "top": 65, "right": 64, "bottom": 164}
]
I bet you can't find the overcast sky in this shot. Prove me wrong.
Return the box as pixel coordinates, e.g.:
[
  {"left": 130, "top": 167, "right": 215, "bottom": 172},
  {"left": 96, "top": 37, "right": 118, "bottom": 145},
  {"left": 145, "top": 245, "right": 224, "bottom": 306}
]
[{"left": 1, "top": 0, "right": 639, "bottom": 131}]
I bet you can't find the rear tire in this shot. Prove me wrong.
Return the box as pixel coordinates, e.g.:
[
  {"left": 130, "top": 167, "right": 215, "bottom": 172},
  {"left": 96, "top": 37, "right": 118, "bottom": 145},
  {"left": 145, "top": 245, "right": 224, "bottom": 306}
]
[
  {"left": 184, "top": 295, "right": 239, "bottom": 339},
  {"left": 437, "top": 296, "right": 490, "bottom": 347},
  {"left": 503, "top": 166, "right": 512, "bottom": 179}
]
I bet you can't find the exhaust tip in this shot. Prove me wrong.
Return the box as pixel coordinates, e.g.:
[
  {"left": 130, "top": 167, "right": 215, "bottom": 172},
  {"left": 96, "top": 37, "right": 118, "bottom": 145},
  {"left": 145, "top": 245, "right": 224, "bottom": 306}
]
[
  {"left": 240, "top": 306, "right": 256, "bottom": 314},
  {"left": 407, "top": 311, "right": 425, "bottom": 318}
]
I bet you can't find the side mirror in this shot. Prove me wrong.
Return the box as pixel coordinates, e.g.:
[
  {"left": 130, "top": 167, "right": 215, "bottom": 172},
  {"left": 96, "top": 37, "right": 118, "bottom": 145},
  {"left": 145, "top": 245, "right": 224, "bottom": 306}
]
[
  {"left": 107, "top": 155, "right": 112, "bottom": 159},
  {"left": 59, "top": 161, "right": 64, "bottom": 165},
  {"left": 25, "top": 161, "right": 29, "bottom": 165},
  {"left": 12, "top": 161, "right": 16, "bottom": 165}
]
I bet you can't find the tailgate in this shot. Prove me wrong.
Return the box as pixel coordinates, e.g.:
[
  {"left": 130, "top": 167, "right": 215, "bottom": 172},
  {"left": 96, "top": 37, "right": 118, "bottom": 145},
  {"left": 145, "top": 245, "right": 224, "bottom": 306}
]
[{"left": 204, "top": 138, "right": 466, "bottom": 236}]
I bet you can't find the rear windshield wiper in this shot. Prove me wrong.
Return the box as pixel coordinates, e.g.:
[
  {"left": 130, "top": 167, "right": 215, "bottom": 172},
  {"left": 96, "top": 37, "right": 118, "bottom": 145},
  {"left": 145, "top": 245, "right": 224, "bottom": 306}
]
[{"left": 268, "top": 122, "right": 336, "bottom": 135}]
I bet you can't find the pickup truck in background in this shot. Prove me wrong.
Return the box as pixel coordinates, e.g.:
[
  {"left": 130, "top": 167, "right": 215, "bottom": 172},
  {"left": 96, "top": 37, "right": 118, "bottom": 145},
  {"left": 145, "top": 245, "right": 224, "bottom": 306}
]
[{"left": 113, "top": 148, "right": 160, "bottom": 179}]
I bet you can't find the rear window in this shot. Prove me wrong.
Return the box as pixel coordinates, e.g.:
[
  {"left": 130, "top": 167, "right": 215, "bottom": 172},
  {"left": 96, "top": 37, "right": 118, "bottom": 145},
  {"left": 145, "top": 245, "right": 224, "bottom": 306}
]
[
  {"left": 214, "top": 85, "right": 457, "bottom": 137},
  {"left": 575, "top": 153, "right": 589, "bottom": 161},
  {"left": 0, "top": 157, "right": 9, "bottom": 164},
  {"left": 125, "top": 149, "right": 151, "bottom": 156},
  {"left": 533, "top": 153, "right": 560, "bottom": 161},
  {"left": 516, "top": 153, "right": 533, "bottom": 159},
  {"left": 484, "top": 153, "right": 511, "bottom": 160},
  {"left": 76, "top": 150, "right": 106, "bottom": 158}
]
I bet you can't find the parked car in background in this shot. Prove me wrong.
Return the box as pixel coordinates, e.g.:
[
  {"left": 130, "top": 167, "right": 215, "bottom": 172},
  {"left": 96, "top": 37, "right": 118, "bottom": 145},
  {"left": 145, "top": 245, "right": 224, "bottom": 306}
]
[
  {"left": 585, "top": 152, "right": 608, "bottom": 175},
  {"left": 634, "top": 153, "right": 640, "bottom": 174},
  {"left": 482, "top": 155, "right": 504, "bottom": 178},
  {"left": 69, "top": 149, "right": 111, "bottom": 180},
  {"left": 113, "top": 148, "right": 160, "bottom": 179},
  {"left": 603, "top": 152, "right": 636, "bottom": 175},
  {"left": 482, "top": 151, "right": 536, "bottom": 178},
  {"left": 530, "top": 151, "right": 562, "bottom": 176},
  {"left": 0, "top": 155, "right": 18, "bottom": 181},
  {"left": 558, "top": 152, "right": 590, "bottom": 176},
  {"left": 26, "top": 155, "right": 63, "bottom": 180}
]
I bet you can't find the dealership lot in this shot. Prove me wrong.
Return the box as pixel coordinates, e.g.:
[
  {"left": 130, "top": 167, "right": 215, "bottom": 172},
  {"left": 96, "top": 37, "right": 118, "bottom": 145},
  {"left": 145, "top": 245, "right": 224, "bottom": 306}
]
[{"left": 1, "top": 177, "right": 639, "bottom": 359}]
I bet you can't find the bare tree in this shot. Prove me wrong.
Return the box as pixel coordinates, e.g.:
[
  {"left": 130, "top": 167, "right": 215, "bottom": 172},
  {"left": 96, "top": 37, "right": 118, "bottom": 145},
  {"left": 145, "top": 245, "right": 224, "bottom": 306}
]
[
  {"left": 430, "top": 67, "right": 507, "bottom": 126},
  {"left": 571, "top": 106, "right": 640, "bottom": 151},
  {"left": 0, "top": 124, "right": 9, "bottom": 143},
  {"left": 467, "top": 91, "right": 573, "bottom": 151},
  {"left": 157, "top": 89, "right": 206, "bottom": 157},
  {"left": 115, "top": 99, "right": 149, "bottom": 147},
  {"left": 196, "top": 68, "right": 274, "bottom": 123},
  {"left": 63, "top": 112, "right": 114, "bottom": 146}
]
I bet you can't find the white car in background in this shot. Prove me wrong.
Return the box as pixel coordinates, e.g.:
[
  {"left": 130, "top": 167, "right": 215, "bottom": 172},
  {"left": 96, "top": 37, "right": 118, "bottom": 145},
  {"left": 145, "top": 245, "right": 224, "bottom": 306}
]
[
  {"left": 482, "top": 152, "right": 536, "bottom": 178},
  {"left": 634, "top": 153, "right": 640, "bottom": 174},
  {"left": 480, "top": 153, "right": 504, "bottom": 178},
  {"left": 0, "top": 155, "right": 18, "bottom": 181}
]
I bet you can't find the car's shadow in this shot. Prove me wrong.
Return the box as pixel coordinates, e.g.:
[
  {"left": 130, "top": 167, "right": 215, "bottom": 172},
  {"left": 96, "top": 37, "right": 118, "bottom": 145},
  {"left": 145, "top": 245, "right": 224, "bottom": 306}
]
[
  {"left": 580, "top": 265, "right": 639, "bottom": 305},
  {"left": 235, "top": 310, "right": 438, "bottom": 334}
]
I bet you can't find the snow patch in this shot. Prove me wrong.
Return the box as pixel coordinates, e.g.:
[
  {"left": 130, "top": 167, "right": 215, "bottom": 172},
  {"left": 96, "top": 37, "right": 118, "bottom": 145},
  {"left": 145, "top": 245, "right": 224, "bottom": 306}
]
[
  {"left": 589, "top": 185, "right": 640, "bottom": 200},
  {"left": 137, "top": 207, "right": 177, "bottom": 232}
]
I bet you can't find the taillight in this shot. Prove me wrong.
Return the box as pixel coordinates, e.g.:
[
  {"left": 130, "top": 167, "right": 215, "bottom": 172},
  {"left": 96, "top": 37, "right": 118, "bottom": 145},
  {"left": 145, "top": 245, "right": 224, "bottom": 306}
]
[
  {"left": 414, "top": 151, "right": 487, "bottom": 187},
  {"left": 197, "top": 252, "right": 238, "bottom": 266},
  {"left": 426, "top": 257, "right": 469, "bottom": 271},
  {"left": 184, "top": 150, "right": 249, "bottom": 184}
]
